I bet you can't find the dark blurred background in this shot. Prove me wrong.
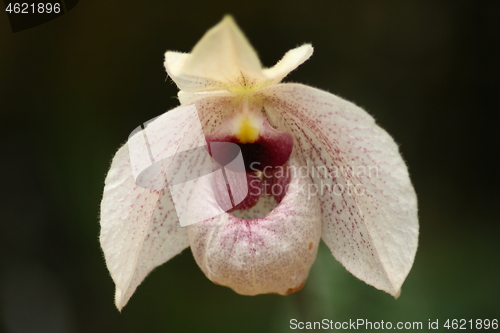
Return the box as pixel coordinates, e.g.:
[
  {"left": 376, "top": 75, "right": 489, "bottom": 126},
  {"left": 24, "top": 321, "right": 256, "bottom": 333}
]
[{"left": 1, "top": 1, "right": 499, "bottom": 332}]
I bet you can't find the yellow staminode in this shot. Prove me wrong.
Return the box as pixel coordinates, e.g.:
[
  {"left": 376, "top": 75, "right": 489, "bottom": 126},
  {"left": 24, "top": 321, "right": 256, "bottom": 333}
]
[{"left": 236, "top": 117, "right": 259, "bottom": 143}]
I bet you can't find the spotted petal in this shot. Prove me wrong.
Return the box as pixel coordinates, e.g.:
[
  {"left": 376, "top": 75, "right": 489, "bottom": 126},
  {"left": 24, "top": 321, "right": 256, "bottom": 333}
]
[
  {"left": 259, "top": 83, "right": 419, "bottom": 296},
  {"left": 100, "top": 103, "right": 217, "bottom": 310}
]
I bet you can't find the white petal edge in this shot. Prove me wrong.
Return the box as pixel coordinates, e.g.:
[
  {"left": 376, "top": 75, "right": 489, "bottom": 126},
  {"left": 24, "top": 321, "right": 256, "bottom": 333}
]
[
  {"left": 164, "top": 51, "right": 189, "bottom": 79},
  {"left": 100, "top": 103, "right": 218, "bottom": 310},
  {"left": 262, "top": 44, "right": 314, "bottom": 84},
  {"left": 259, "top": 83, "right": 419, "bottom": 296}
]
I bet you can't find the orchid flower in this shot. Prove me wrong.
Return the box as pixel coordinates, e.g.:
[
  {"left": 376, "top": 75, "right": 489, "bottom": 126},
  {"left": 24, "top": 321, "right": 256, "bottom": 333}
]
[{"left": 100, "top": 16, "right": 418, "bottom": 311}]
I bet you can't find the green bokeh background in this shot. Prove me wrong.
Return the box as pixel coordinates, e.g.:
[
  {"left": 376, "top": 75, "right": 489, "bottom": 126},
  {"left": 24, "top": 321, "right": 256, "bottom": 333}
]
[{"left": 1, "top": 1, "right": 499, "bottom": 332}]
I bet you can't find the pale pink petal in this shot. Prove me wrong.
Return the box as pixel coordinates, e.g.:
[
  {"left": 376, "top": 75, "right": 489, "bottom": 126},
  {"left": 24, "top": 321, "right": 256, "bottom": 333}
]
[
  {"left": 259, "top": 83, "right": 418, "bottom": 296},
  {"left": 100, "top": 144, "right": 188, "bottom": 310},
  {"left": 187, "top": 153, "right": 323, "bottom": 295},
  {"left": 100, "top": 104, "right": 215, "bottom": 310}
]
